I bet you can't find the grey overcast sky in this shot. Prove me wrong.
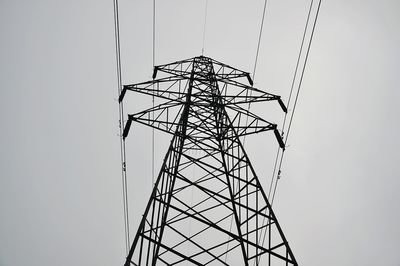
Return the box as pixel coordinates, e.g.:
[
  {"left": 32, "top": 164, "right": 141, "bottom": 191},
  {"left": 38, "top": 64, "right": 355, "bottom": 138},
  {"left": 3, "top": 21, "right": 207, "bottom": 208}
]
[{"left": 1, "top": 0, "right": 400, "bottom": 265}]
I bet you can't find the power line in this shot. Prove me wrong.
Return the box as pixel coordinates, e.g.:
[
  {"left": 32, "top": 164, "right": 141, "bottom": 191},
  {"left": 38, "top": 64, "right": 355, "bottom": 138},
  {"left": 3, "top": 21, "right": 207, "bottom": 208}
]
[
  {"left": 268, "top": 0, "right": 315, "bottom": 202},
  {"left": 153, "top": 0, "right": 156, "bottom": 68},
  {"left": 271, "top": 0, "right": 322, "bottom": 205},
  {"left": 243, "top": 0, "right": 269, "bottom": 148},
  {"left": 242, "top": 2, "right": 272, "bottom": 264},
  {"left": 258, "top": 1, "right": 322, "bottom": 259},
  {"left": 152, "top": 0, "right": 156, "bottom": 186},
  {"left": 113, "top": 0, "right": 130, "bottom": 255},
  {"left": 201, "top": 0, "right": 209, "bottom": 56},
  {"left": 252, "top": 0, "right": 269, "bottom": 81}
]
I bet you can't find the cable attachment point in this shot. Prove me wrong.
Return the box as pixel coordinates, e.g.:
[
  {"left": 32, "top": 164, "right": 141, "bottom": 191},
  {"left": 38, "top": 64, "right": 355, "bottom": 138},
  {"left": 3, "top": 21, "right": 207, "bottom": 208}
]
[{"left": 277, "top": 170, "right": 282, "bottom": 180}]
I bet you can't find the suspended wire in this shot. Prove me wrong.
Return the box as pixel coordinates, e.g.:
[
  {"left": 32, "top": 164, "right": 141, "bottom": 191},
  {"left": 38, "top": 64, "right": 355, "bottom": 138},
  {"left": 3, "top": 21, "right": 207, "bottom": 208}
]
[
  {"left": 153, "top": 0, "right": 156, "bottom": 68},
  {"left": 255, "top": 2, "right": 322, "bottom": 262},
  {"left": 113, "top": 0, "right": 130, "bottom": 255},
  {"left": 152, "top": 0, "right": 156, "bottom": 186},
  {"left": 227, "top": 2, "right": 270, "bottom": 262},
  {"left": 267, "top": 146, "right": 281, "bottom": 199},
  {"left": 270, "top": 0, "right": 322, "bottom": 205},
  {"left": 268, "top": 0, "right": 314, "bottom": 201},
  {"left": 242, "top": 0, "right": 269, "bottom": 148},
  {"left": 225, "top": 0, "right": 269, "bottom": 251},
  {"left": 252, "top": 0, "right": 269, "bottom": 81},
  {"left": 201, "top": 0, "right": 209, "bottom": 55}
]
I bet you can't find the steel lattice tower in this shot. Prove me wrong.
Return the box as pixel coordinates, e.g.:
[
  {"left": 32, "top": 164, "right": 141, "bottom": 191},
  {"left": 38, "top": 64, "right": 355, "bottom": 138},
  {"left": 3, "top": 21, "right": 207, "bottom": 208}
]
[{"left": 120, "top": 56, "right": 297, "bottom": 265}]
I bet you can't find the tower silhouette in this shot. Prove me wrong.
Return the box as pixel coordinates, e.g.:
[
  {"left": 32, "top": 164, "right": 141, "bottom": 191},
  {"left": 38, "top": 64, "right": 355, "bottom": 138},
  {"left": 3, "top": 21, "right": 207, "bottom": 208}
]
[{"left": 120, "top": 56, "right": 297, "bottom": 265}]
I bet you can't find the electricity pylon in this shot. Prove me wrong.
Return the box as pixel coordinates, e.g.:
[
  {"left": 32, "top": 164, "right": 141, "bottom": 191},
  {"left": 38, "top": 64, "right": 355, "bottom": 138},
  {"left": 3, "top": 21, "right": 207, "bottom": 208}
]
[{"left": 120, "top": 56, "right": 297, "bottom": 265}]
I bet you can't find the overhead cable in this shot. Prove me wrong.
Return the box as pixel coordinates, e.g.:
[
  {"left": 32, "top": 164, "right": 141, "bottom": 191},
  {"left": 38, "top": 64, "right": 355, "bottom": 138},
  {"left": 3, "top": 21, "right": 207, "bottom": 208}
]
[
  {"left": 152, "top": 0, "right": 156, "bottom": 186},
  {"left": 243, "top": 0, "right": 269, "bottom": 147},
  {"left": 252, "top": 0, "right": 269, "bottom": 81},
  {"left": 271, "top": 0, "right": 322, "bottom": 205},
  {"left": 113, "top": 0, "right": 130, "bottom": 255},
  {"left": 268, "top": 0, "right": 315, "bottom": 201},
  {"left": 201, "top": 0, "right": 209, "bottom": 55}
]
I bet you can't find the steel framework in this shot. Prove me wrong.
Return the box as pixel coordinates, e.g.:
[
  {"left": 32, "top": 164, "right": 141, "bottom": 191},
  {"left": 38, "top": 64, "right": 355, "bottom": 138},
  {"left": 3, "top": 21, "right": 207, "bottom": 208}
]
[{"left": 120, "top": 56, "right": 297, "bottom": 265}]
